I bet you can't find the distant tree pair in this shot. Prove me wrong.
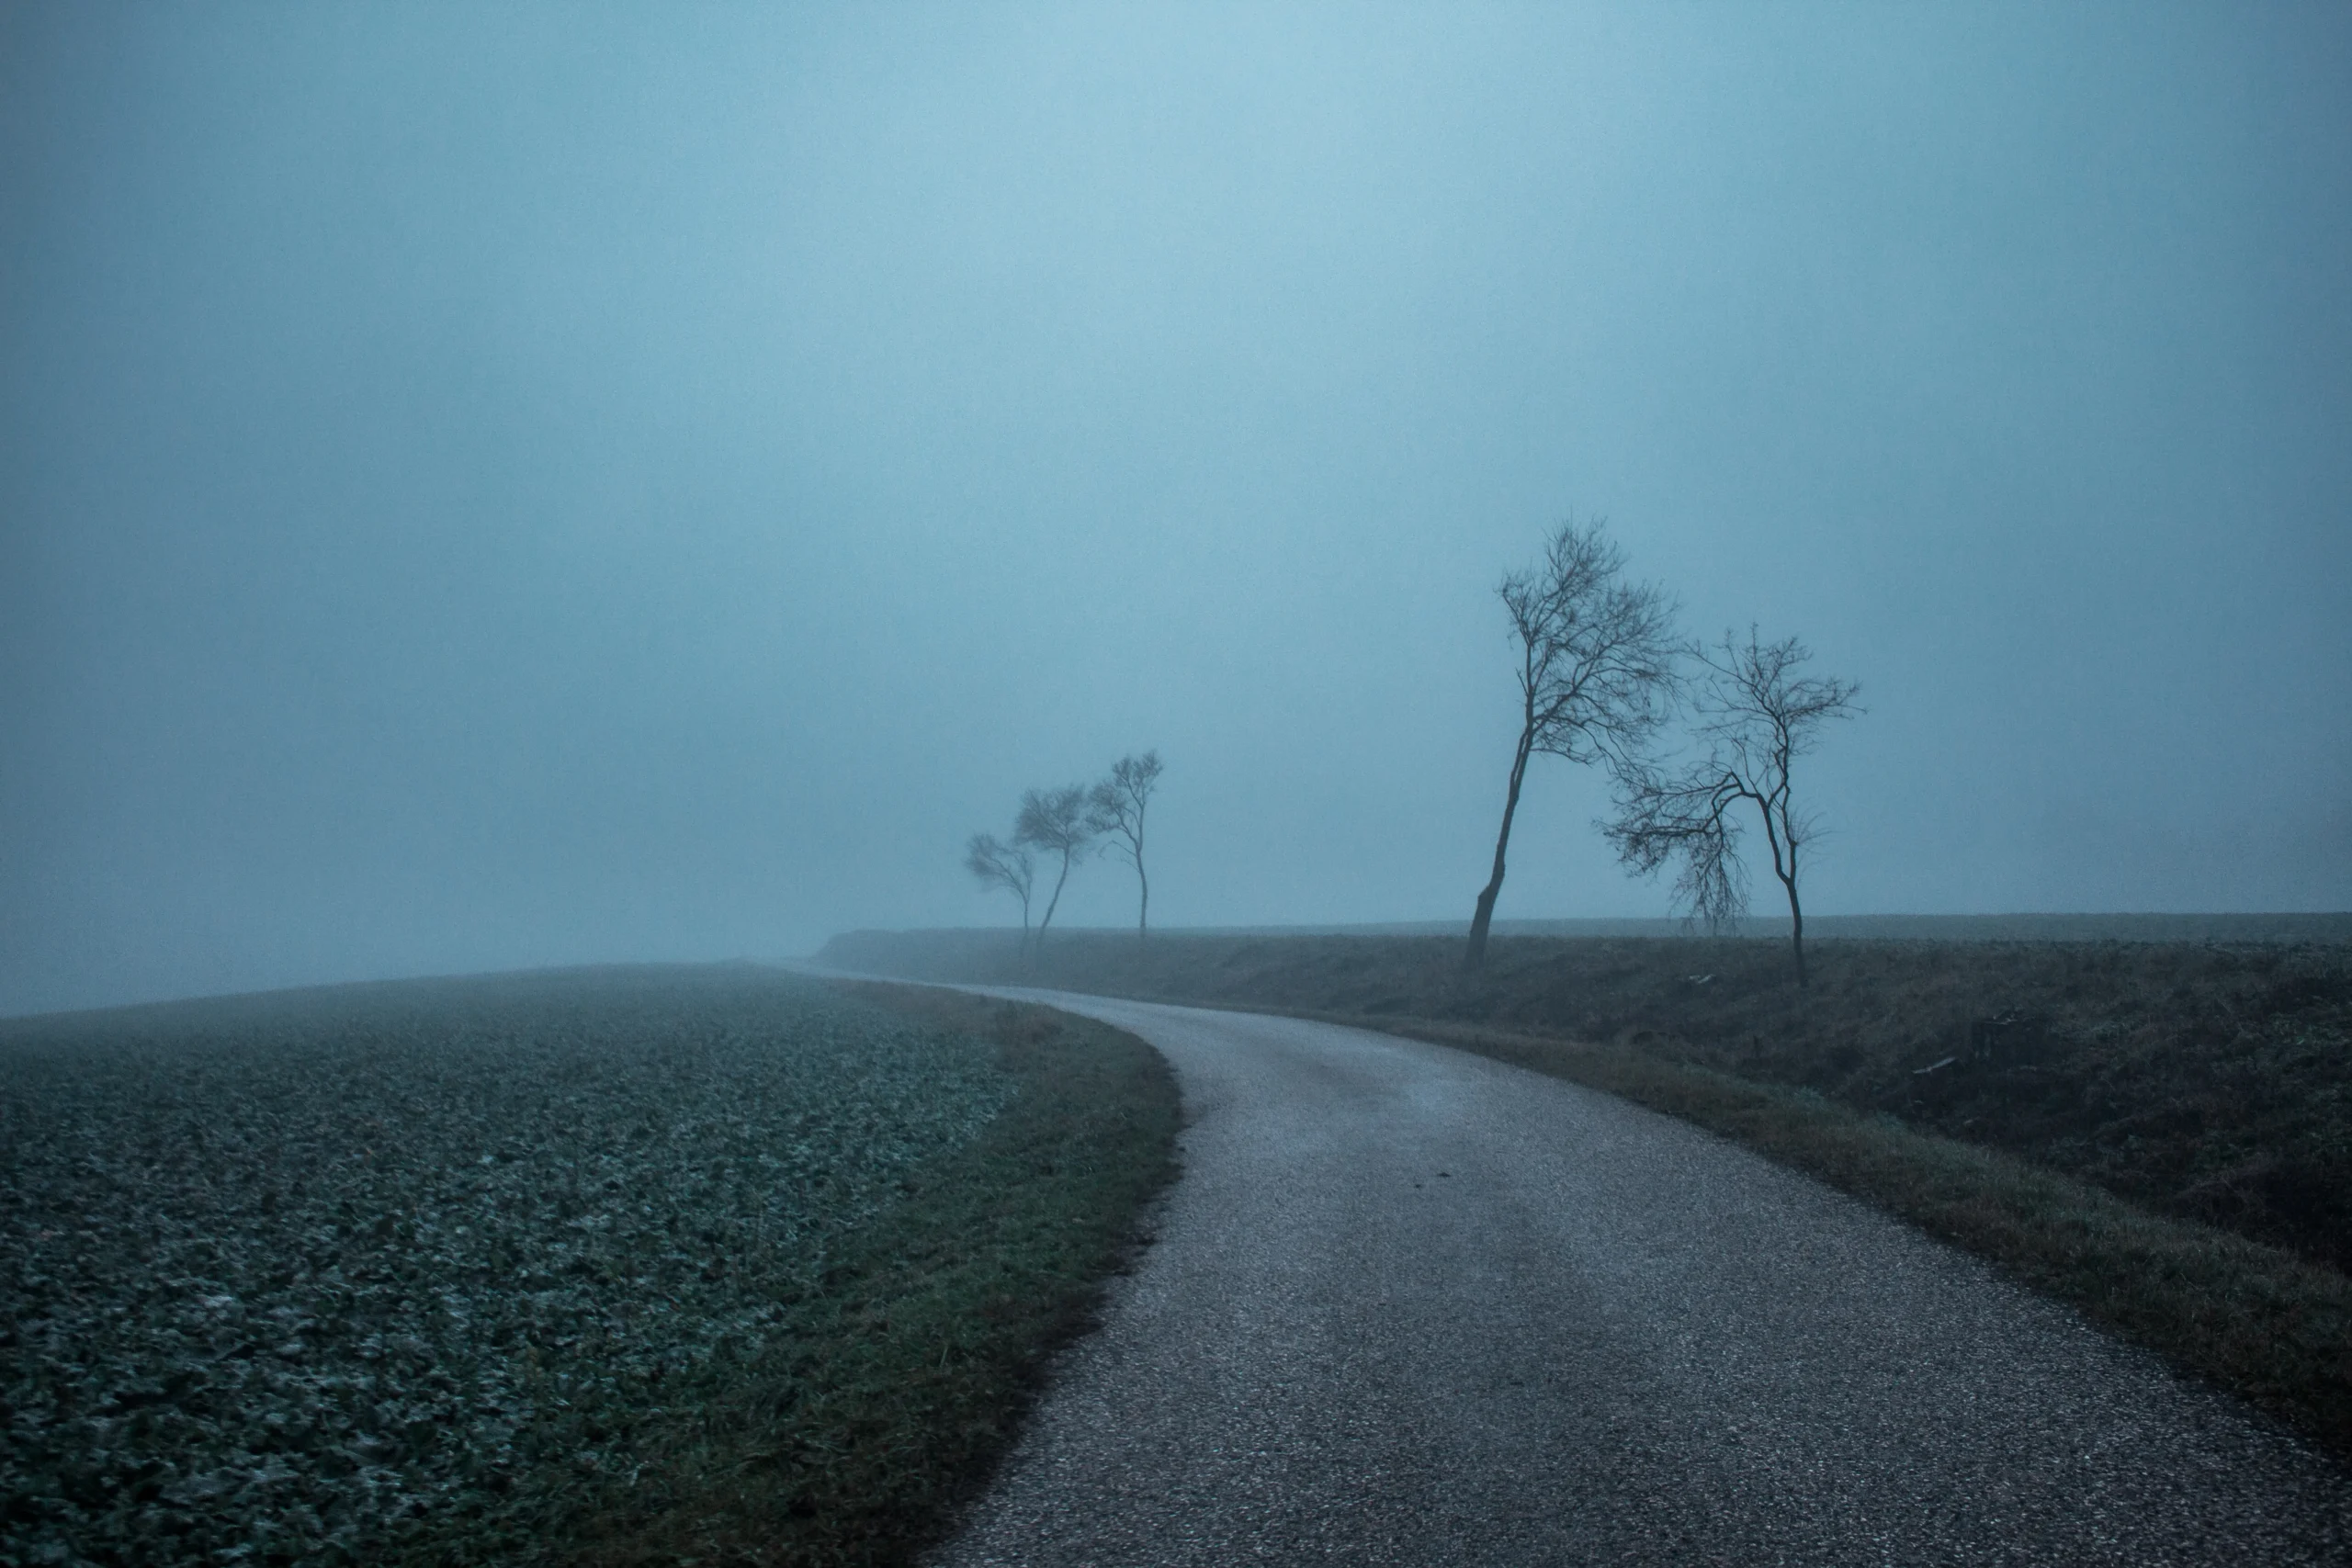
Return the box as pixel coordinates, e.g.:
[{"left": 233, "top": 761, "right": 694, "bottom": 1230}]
[
  {"left": 1468, "top": 520, "right": 1860, "bottom": 986},
  {"left": 966, "top": 751, "right": 1162, "bottom": 961}
]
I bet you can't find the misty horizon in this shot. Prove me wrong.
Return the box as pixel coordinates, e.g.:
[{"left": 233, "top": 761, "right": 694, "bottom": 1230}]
[{"left": 6, "top": 3, "right": 2347, "bottom": 1017}]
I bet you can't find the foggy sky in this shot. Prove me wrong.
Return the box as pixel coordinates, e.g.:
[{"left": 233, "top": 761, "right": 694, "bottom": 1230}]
[{"left": 5, "top": 2, "right": 2347, "bottom": 1015}]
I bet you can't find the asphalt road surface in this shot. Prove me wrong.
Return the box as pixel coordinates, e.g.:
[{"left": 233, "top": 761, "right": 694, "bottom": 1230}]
[{"left": 927, "top": 990, "right": 2351, "bottom": 1566}]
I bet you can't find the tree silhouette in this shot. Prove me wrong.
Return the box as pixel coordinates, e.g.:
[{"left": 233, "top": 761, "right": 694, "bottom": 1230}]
[
  {"left": 1467, "top": 519, "right": 1679, "bottom": 969},
  {"left": 1014, "top": 784, "right": 1099, "bottom": 952},
  {"left": 1091, "top": 751, "right": 1163, "bottom": 943},
  {"left": 1607, "top": 627, "right": 1861, "bottom": 986},
  {"left": 964, "top": 832, "right": 1037, "bottom": 958}
]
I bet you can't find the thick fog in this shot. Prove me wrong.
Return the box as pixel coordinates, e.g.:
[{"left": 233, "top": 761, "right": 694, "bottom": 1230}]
[{"left": 4, "top": 3, "right": 2346, "bottom": 1015}]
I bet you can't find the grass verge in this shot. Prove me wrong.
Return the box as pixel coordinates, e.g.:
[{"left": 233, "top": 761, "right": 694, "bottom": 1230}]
[
  {"left": 829, "top": 929, "right": 2352, "bottom": 1273},
  {"left": 820, "top": 931, "right": 2352, "bottom": 1470},
  {"left": 479, "top": 983, "right": 1181, "bottom": 1567},
  {"left": 1351, "top": 1012, "right": 2352, "bottom": 1466}
]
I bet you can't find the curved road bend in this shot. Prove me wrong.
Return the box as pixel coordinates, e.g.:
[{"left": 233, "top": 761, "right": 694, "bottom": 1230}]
[{"left": 924, "top": 990, "right": 2350, "bottom": 1566}]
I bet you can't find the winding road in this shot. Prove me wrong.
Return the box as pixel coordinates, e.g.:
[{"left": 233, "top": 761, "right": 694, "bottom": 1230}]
[{"left": 928, "top": 990, "right": 2350, "bottom": 1565}]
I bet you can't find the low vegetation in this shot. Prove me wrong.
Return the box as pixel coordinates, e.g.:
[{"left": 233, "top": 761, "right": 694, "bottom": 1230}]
[
  {"left": 0, "top": 965, "right": 1179, "bottom": 1567},
  {"left": 822, "top": 926, "right": 2352, "bottom": 1461}
]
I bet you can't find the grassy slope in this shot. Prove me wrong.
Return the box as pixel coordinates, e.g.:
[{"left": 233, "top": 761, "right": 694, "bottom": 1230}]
[{"left": 821, "top": 929, "right": 2352, "bottom": 1466}]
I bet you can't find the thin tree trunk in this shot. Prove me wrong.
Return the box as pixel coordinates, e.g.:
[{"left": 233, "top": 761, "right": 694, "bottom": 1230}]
[
  {"left": 1036, "top": 852, "right": 1073, "bottom": 952},
  {"left": 1777, "top": 846, "right": 1807, "bottom": 988},
  {"left": 1757, "top": 792, "right": 1806, "bottom": 988},
  {"left": 1137, "top": 857, "right": 1149, "bottom": 944},
  {"left": 1791, "top": 902, "right": 1805, "bottom": 986},
  {"left": 1465, "top": 728, "right": 1534, "bottom": 970}
]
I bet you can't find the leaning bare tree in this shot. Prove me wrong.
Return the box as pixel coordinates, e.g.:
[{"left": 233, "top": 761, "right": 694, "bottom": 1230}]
[
  {"left": 1466, "top": 519, "right": 1679, "bottom": 970},
  {"left": 1014, "top": 784, "right": 1099, "bottom": 952},
  {"left": 1605, "top": 626, "right": 1861, "bottom": 987},
  {"left": 1091, "top": 750, "right": 1163, "bottom": 944},
  {"left": 964, "top": 831, "right": 1037, "bottom": 958}
]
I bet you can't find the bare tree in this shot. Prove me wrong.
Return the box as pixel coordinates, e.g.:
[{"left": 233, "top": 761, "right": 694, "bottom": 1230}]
[
  {"left": 1466, "top": 519, "right": 1679, "bottom": 969},
  {"left": 1606, "top": 626, "right": 1861, "bottom": 987},
  {"left": 1091, "top": 750, "right": 1163, "bottom": 944},
  {"left": 964, "top": 831, "right": 1036, "bottom": 957},
  {"left": 1014, "top": 784, "right": 1099, "bottom": 951}
]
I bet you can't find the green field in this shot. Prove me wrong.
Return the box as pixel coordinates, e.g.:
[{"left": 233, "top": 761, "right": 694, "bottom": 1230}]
[{"left": 0, "top": 966, "right": 1178, "bottom": 1567}]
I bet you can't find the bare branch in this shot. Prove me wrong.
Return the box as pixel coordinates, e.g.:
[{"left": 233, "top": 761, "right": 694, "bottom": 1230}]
[
  {"left": 965, "top": 832, "right": 1035, "bottom": 903},
  {"left": 1516, "top": 525, "right": 1682, "bottom": 772},
  {"left": 1469, "top": 517, "right": 1682, "bottom": 968},
  {"left": 965, "top": 831, "right": 1036, "bottom": 953},
  {"left": 1605, "top": 626, "right": 1861, "bottom": 984},
  {"left": 1088, "top": 750, "right": 1161, "bottom": 868},
  {"left": 1015, "top": 784, "right": 1101, "bottom": 949},
  {"left": 1604, "top": 761, "right": 1749, "bottom": 931},
  {"left": 1014, "top": 784, "right": 1098, "bottom": 861},
  {"left": 1090, "top": 750, "right": 1163, "bottom": 942}
]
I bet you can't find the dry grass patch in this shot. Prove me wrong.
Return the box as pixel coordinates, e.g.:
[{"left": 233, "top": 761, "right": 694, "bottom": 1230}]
[{"left": 1371, "top": 1017, "right": 2352, "bottom": 1458}]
